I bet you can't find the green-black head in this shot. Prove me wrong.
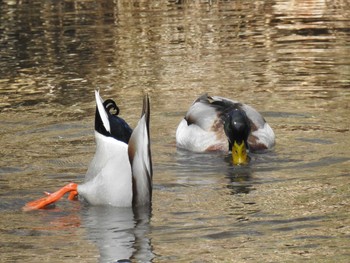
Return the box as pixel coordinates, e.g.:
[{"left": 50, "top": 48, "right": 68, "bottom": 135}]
[{"left": 223, "top": 107, "right": 251, "bottom": 165}]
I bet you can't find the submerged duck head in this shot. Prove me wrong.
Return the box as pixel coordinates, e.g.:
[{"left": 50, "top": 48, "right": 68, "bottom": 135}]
[{"left": 223, "top": 107, "right": 251, "bottom": 165}]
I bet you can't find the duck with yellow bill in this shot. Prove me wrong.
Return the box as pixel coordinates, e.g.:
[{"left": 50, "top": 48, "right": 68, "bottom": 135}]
[{"left": 176, "top": 94, "right": 275, "bottom": 165}]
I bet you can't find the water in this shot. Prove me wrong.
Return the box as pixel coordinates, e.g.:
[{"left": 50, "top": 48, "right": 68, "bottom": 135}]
[{"left": 1, "top": 0, "right": 349, "bottom": 262}]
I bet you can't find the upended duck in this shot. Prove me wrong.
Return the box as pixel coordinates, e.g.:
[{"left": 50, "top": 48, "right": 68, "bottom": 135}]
[
  {"left": 176, "top": 94, "right": 275, "bottom": 165},
  {"left": 23, "top": 90, "right": 152, "bottom": 211}
]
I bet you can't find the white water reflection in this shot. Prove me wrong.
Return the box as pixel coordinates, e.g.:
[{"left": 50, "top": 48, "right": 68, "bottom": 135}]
[{"left": 81, "top": 206, "right": 154, "bottom": 263}]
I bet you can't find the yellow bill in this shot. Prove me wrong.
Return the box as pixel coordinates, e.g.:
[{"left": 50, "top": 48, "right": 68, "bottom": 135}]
[{"left": 232, "top": 141, "right": 249, "bottom": 165}]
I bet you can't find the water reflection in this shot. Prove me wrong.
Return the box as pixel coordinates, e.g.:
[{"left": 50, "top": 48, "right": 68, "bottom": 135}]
[
  {"left": 175, "top": 149, "right": 254, "bottom": 195},
  {"left": 81, "top": 205, "right": 154, "bottom": 263},
  {"left": 1, "top": 0, "right": 348, "bottom": 109},
  {"left": 225, "top": 166, "right": 253, "bottom": 195},
  {"left": 175, "top": 149, "right": 229, "bottom": 175}
]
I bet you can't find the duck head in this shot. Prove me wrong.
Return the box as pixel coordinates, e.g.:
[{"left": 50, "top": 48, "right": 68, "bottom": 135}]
[{"left": 223, "top": 107, "right": 251, "bottom": 165}]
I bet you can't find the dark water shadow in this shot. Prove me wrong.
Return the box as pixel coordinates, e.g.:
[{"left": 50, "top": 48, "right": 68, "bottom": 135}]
[{"left": 80, "top": 205, "right": 154, "bottom": 263}]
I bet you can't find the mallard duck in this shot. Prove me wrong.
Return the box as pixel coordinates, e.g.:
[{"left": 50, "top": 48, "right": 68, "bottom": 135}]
[
  {"left": 23, "top": 90, "right": 152, "bottom": 211},
  {"left": 176, "top": 94, "right": 275, "bottom": 165}
]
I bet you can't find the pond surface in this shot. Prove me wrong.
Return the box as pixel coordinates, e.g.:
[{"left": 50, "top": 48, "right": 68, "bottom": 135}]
[{"left": 0, "top": 0, "right": 349, "bottom": 262}]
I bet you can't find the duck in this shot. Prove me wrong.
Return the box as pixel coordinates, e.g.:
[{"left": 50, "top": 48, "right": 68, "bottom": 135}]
[
  {"left": 176, "top": 94, "right": 275, "bottom": 165},
  {"left": 23, "top": 90, "right": 152, "bottom": 211}
]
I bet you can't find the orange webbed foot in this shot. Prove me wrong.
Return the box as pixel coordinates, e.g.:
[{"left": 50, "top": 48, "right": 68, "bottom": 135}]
[
  {"left": 23, "top": 183, "right": 78, "bottom": 211},
  {"left": 68, "top": 190, "right": 78, "bottom": 200}
]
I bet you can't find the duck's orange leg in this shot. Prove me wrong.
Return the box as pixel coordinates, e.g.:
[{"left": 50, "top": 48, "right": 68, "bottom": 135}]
[
  {"left": 23, "top": 183, "right": 78, "bottom": 211},
  {"left": 68, "top": 190, "right": 78, "bottom": 200}
]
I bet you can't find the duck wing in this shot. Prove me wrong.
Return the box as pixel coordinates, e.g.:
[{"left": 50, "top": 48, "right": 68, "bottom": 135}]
[
  {"left": 184, "top": 94, "right": 221, "bottom": 131},
  {"left": 176, "top": 94, "right": 229, "bottom": 152},
  {"left": 128, "top": 94, "right": 153, "bottom": 207},
  {"left": 209, "top": 96, "right": 265, "bottom": 129}
]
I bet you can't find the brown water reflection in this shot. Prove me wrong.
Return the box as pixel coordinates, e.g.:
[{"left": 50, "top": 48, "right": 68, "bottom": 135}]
[{"left": 1, "top": 0, "right": 349, "bottom": 262}]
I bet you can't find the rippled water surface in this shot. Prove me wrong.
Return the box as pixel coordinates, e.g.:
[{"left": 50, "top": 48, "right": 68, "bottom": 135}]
[{"left": 1, "top": 0, "right": 349, "bottom": 262}]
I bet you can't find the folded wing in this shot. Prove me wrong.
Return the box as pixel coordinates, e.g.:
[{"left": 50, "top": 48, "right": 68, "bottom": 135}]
[{"left": 128, "top": 95, "right": 153, "bottom": 207}]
